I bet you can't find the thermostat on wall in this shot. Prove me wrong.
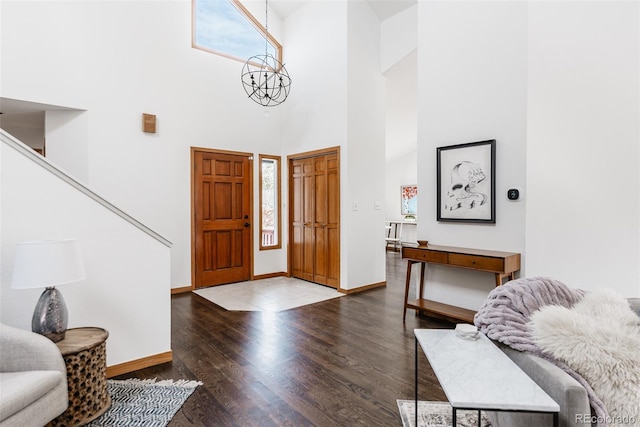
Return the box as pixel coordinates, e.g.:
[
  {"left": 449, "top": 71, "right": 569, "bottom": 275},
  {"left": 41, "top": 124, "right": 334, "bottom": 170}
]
[{"left": 507, "top": 188, "right": 522, "bottom": 201}]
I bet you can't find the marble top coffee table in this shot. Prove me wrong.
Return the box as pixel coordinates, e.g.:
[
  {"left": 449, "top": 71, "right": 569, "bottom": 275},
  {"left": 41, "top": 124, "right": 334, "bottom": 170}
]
[{"left": 414, "top": 329, "right": 559, "bottom": 427}]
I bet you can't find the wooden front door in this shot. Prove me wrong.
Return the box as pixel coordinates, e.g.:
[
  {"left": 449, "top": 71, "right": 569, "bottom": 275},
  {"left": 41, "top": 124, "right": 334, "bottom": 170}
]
[
  {"left": 192, "top": 148, "right": 252, "bottom": 288},
  {"left": 289, "top": 148, "right": 340, "bottom": 288}
]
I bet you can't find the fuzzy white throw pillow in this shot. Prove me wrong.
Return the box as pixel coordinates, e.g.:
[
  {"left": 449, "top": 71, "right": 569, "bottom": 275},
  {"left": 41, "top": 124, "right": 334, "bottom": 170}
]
[{"left": 529, "top": 289, "right": 640, "bottom": 427}]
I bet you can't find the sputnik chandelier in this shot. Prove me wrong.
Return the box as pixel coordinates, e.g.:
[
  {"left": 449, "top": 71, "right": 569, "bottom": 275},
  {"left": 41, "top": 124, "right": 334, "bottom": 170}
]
[{"left": 241, "top": 0, "right": 291, "bottom": 106}]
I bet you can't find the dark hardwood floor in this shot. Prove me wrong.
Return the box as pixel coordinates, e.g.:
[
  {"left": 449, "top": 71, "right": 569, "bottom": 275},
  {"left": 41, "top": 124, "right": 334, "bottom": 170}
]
[{"left": 116, "top": 251, "right": 454, "bottom": 426}]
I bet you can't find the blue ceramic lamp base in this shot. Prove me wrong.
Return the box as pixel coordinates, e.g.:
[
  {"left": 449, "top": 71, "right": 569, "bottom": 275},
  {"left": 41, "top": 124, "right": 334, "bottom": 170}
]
[{"left": 32, "top": 286, "right": 68, "bottom": 342}]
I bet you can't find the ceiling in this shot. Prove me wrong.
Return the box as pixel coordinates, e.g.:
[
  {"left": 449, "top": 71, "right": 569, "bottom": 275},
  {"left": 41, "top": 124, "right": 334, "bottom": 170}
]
[
  {"left": 0, "top": 98, "right": 76, "bottom": 131},
  {"left": 270, "top": 0, "right": 416, "bottom": 21}
]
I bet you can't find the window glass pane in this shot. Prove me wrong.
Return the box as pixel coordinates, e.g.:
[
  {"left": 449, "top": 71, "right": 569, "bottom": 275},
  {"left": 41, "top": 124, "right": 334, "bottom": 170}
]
[
  {"left": 260, "top": 155, "right": 281, "bottom": 249},
  {"left": 194, "top": 0, "right": 278, "bottom": 61}
]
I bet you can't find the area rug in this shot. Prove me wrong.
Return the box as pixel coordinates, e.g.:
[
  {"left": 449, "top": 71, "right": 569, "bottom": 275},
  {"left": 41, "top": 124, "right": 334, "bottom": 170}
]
[
  {"left": 87, "top": 378, "right": 202, "bottom": 427},
  {"left": 397, "top": 400, "right": 492, "bottom": 427},
  {"left": 193, "top": 276, "right": 344, "bottom": 312}
]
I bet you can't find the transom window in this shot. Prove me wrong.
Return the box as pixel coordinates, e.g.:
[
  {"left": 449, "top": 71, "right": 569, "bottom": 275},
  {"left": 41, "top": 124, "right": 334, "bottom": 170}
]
[{"left": 192, "top": 0, "right": 282, "bottom": 64}]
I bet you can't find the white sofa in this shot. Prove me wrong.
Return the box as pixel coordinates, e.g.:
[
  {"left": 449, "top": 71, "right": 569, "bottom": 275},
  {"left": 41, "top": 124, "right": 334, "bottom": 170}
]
[{"left": 0, "top": 324, "right": 68, "bottom": 426}]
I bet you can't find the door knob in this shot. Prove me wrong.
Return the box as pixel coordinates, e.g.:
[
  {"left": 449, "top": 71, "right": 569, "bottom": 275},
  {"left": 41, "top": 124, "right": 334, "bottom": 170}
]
[{"left": 244, "top": 223, "right": 250, "bottom": 227}]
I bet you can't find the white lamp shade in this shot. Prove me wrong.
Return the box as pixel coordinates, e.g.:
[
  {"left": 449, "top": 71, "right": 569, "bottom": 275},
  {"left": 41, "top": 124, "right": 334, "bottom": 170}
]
[{"left": 11, "top": 239, "right": 86, "bottom": 289}]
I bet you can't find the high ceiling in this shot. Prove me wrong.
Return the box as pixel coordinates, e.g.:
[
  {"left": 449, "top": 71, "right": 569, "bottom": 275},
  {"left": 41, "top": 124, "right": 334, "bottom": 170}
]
[{"left": 270, "top": 0, "right": 416, "bottom": 21}]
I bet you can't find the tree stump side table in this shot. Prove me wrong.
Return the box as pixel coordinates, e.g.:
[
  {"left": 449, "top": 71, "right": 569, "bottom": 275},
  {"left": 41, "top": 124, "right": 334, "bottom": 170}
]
[{"left": 52, "top": 327, "right": 110, "bottom": 427}]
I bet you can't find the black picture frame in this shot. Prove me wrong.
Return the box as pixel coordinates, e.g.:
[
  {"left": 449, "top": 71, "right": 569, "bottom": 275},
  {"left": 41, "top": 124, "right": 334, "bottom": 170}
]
[{"left": 437, "top": 139, "right": 496, "bottom": 223}]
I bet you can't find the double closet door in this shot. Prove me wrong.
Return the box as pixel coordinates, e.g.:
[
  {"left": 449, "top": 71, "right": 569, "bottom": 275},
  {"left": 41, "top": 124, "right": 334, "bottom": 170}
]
[{"left": 289, "top": 149, "right": 340, "bottom": 289}]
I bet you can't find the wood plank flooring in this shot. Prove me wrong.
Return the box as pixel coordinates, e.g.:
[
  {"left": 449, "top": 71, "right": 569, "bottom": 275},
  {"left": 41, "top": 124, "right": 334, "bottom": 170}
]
[{"left": 115, "top": 251, "right": 455, "bottom": 426}]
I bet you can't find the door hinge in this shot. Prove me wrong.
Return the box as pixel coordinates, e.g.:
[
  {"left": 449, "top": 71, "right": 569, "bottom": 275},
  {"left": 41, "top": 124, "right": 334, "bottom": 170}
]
[{"left": 248, "top": 156, "right": 254, "bottom": 160}]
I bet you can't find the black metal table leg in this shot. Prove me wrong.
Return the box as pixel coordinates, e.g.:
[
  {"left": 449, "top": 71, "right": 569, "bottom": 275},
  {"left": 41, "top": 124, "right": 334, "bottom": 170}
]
[{"left": 414, "top": 337, "right": 418, "bottom": 427}]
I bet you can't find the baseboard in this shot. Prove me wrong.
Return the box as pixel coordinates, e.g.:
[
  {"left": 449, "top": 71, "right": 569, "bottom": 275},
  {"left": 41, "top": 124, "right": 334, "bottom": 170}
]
[
  {"left": 339, "top": 281, "right": 386, "bottom": 294},
  {"left": 171, "top": 286, "right": 192, "bottom": 294},
  {"left": 252, "top": 271, "right": 288, "bottom": 280},
  {"left": 107, "top": 350, "right": 172, "bottom": 378}
]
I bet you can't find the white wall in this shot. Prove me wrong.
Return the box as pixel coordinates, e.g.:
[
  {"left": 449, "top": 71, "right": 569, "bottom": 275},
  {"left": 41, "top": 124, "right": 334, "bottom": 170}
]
[
  {"left": 2, "top": 0, "right": 389, "bottom": 298},
  {"left": 385, "top": 150, "right": 418, "bottom": 244},
  {"left": 417, "top": 1, "right": 529, "bottom": 309},
  {"left": 526, "top": 2, "right": 640, "bottom": 296},
  {"left": 383, "top": 16, "right": 417, "bottom": 245},
  {"left": 385, "top": 50, "right": 417, "bottom": 166},
  {"left": 280, "top": 1, "right": 386, "bottom": 290},
  {"left": 346, "top": 1, "right": 386, "bottom": 288},
  {"left": 0, "top": 0, "right": 287, "bottom": 288},
  {"left": 281, "top": 1, "right": 348, "bottom": 154},
  {"left": 1, "top": 133, "right": 171, "bottom": 367},
  {"left": 46, "top": 110, "right": 89, "bottom": 183},
  {"left": 380, "top": 4, "right": 417, "bottom": 74},
  {"left": 417, "top": 1, "right": 640, "bottom": 308}
]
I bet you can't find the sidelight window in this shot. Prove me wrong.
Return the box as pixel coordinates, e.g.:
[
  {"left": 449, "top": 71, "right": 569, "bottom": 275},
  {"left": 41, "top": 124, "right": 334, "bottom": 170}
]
[{"left": 259, "top": 154, "right": 281, "bottom": 250}]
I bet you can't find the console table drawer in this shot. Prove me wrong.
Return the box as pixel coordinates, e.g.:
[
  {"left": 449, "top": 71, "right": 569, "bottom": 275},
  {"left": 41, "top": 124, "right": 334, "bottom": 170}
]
[
  {"left": 448, "top": 254, "right": 504, "bottom": 272},
  {"left": 403, "top": 248, "right": 448, "bottom": 264}
]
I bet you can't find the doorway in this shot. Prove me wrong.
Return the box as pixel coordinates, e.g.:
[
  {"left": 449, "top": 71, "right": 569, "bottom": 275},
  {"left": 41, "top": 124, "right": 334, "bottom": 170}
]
[
  {"left": 288, "top": 147, "right": 340, "bottom": 289},
  {"left": 192, "top": 148, "right": 253, "bottom": 289}
]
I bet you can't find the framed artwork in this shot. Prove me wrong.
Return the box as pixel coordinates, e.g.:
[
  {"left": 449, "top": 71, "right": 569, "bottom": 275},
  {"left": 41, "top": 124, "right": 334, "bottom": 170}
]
[
  {"left": 437, "top": 140, "right": 495, "bottom": 223},
  {"left": 401, "top": 185, "right": 418, "bottom": 216}
]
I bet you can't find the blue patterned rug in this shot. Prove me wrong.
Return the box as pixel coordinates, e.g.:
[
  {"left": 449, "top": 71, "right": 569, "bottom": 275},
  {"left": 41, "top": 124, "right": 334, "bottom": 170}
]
[{"left": 88, "top": 378, "right": 202, "bottom": 427}]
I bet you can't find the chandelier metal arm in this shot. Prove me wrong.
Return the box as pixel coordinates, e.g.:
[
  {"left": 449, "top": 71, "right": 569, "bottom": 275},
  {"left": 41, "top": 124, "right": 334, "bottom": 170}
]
[{"left": 240, "top": 0, "right": 291, "bottom": 107}]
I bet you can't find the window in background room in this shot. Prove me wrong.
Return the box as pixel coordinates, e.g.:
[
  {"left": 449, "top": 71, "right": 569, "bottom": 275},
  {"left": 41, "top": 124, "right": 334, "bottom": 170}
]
[
  {"left": 260, "top": 155, "right": 281, "bottom": 250},
  {"left": 192, "top": 0, "right": 282, "bottom": 65}
]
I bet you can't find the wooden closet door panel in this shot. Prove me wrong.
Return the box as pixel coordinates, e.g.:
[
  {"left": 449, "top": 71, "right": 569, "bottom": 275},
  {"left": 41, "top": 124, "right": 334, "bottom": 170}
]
[
  {"left": 291, "top": 160, "right": 306, "bottom": 279},
  {"left": 301, "top": 167, "right": 315, "bottom": 280},
  {"left": 325, "top": 154, "right": 340, "bottom": 287},
  {"left": 312, "top": 156, "right": 328, "bottom": 284},
  {"left": 289, "top": 149, "right": 340, "bottom": 289}
]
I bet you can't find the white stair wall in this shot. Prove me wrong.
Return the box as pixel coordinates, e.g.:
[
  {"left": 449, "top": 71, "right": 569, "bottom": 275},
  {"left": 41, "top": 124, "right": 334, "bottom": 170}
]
[{"left": 0, "top": 129, "right": 172, "bottom": 369}]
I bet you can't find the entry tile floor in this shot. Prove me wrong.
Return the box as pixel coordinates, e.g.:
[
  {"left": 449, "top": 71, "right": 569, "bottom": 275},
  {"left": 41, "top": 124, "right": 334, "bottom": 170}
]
[{"left": 193, "top": 276, "right": 345, "bottom": 312}]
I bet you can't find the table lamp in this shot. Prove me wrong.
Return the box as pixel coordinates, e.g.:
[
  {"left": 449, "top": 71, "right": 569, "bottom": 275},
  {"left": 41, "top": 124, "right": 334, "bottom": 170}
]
[{"left": 11, "top": 239, "right": 86, "bottom": 342}]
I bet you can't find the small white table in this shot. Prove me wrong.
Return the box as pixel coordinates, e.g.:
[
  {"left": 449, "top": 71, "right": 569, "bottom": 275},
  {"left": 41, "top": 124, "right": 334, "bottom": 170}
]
[{"left": 414, "top": 329, "right": 559, "bottom": 427}]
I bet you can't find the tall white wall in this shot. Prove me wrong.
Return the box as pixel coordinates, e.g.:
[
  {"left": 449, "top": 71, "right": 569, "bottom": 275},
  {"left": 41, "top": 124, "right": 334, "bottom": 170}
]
[
  {"left": 417, "top": 1, "right": 640, "bottom": 308},
  {"left": 346, "top": 1, "right": 386, "bottom": 289},
  {"left": 417, "top": 1, "right": 528, "bottom": 310},
  {"left": 385, "top": 51, "right": 417, "bottom": 166},
  {"left": 281, "top": 1, "right": 386, "bottom": 290},
  {"left": 526, "top": 2, "right": 640, "bottom": 296},
  {"left": 281, "top": 1, "right": 348, "bottom": 154},
  {"left": 0, "top": 0, "right": 287, "bottom": 288},
  {"left": 1, "top": 133, "right": 171, "bottom": 367}
]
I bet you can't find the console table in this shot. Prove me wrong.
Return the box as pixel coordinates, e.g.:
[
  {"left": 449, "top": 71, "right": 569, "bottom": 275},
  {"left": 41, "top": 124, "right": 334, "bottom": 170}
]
[{"left": 402, "top": 244, "right": 521, "bottom": 323}]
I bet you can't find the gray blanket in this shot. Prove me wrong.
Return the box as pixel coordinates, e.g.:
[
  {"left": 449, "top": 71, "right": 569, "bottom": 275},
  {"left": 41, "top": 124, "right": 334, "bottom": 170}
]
[{"left": 474, "top": 276, "right": 609, "bottom": 426}]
